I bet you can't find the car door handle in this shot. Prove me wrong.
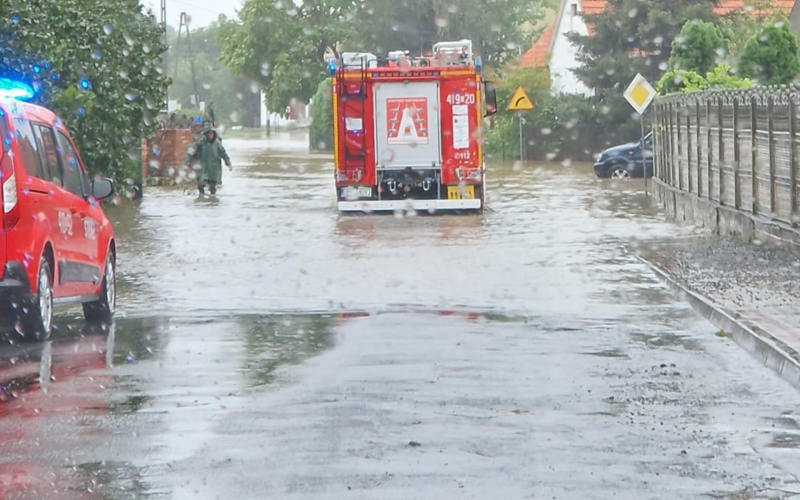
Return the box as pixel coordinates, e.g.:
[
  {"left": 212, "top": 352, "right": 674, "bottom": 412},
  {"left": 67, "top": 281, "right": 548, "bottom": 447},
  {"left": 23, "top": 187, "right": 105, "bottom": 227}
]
[{"left": 70, "top": 207, "right": 87, "bottom": 217}]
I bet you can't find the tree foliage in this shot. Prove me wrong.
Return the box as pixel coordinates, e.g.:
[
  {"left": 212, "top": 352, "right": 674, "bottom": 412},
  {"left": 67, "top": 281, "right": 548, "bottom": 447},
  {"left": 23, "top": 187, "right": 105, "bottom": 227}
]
[
  {"left": 738, "top": 20, "right": 800, "bottom": 86},
  {"left": 657, "top": 63, "right": 754, "bottom": 95},
  {"left": 168, "top": 23, "right": 261, "bottom": 127},
  {"left": 355, "top": 0, "right": 549, "bottom": 67},
  {"left": 670, "top": 20, "right": 727, "bottom": 74},
  {"left": 0, "top": 0, "right": 169, "bottom": 189},
  {"left": 218, "top": 0, "right": 358, "bottom": 114},
  {"left": 568, "top": 0, "right": 717, "bottom": 97},
  {"left": 308, "top": 78, "right": 333, "bottom": 151},
  {"left": 217, "top": 0, "right": 551, "bottom": 113},
  {"left": 717, "top": 0, "right": 785, "bottom": 57}
]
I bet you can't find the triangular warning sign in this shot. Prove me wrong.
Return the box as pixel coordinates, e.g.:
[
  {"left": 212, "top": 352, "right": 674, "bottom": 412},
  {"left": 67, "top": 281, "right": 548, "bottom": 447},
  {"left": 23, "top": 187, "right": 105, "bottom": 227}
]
[{"left": 507, "top": 86, "right": 534, "bottom": 111}]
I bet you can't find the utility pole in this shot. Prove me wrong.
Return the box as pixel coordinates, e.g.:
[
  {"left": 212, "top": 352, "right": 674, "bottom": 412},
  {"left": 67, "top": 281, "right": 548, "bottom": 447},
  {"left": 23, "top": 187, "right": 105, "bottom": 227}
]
[
  {"left": 161, "top": 0, "right": 168, "bottom": 108},
  {"left": 174, "top": 12, "right": 200, "bottom": 109}
]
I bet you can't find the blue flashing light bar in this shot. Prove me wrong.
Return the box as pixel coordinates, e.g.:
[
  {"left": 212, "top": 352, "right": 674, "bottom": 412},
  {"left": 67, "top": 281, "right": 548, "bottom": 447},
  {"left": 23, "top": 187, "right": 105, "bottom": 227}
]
[
  {"left": 328, "top": 60, "right": 337, "bottom": 76},
  {"left": 475, "top": 56, "right": 482, "bottom": 74},
  {"left": 0, "top": 78, "right": 36, "bottom": 101}
]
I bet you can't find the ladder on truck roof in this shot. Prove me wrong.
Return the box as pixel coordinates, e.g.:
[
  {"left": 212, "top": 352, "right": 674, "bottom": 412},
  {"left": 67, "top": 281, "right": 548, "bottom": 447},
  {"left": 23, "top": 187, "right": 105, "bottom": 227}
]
[
  {"left": 339, "top": 40, "right": 474, "bottom": 70},
  {"left": 432, "top": 40, "right": 473, "bottom": 66}
]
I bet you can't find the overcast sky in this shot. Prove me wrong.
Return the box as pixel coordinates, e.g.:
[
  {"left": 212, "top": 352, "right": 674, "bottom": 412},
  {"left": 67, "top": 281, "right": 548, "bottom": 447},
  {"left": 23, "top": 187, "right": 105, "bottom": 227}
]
[{"left": 141, "top": 0, "right": 242, "bottom": 28}]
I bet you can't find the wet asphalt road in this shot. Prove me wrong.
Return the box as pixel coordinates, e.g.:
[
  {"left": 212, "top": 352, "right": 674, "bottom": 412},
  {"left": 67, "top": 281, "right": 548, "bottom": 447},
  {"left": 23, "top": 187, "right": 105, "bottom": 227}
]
[{"left": 2, "top": 131, "right": 800, "bottom": 499}]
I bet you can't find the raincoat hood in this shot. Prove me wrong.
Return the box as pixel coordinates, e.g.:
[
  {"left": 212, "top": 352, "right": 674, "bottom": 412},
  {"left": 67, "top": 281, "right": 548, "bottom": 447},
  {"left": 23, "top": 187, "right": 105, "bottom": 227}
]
[{"left": 202, "top": 126, "right": 217, "bottom": 139}]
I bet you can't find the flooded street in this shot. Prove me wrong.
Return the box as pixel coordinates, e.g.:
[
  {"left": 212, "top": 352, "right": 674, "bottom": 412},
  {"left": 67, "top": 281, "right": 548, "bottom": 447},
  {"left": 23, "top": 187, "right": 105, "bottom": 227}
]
[{"left": 2, "top": 131, "right": 800, "bottom": 499}]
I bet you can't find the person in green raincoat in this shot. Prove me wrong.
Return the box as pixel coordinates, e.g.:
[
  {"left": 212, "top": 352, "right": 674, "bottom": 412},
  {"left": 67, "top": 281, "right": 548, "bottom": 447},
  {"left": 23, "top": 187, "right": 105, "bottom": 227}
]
[{"left": 185, "top": 125, "right": 231, "bottom": 195}]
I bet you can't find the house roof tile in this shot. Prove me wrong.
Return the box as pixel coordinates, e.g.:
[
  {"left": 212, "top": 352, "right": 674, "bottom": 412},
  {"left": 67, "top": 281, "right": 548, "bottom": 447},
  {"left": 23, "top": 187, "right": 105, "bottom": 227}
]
[{"left": 521, "top": 0, "right": 796, "bottom": 67}]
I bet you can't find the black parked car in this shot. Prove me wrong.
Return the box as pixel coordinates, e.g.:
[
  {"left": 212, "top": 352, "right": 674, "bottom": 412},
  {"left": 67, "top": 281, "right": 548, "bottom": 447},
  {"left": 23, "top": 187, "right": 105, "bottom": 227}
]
[{"left": 593, "top": 132, "right": 653, "bottom": 179}]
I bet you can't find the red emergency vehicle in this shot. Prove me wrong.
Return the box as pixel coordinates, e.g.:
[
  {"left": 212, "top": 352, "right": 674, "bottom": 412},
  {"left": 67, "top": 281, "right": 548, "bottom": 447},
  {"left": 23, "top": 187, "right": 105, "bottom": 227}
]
[{"left": 330, "top": 40, "right": 497, "bottom": 213}]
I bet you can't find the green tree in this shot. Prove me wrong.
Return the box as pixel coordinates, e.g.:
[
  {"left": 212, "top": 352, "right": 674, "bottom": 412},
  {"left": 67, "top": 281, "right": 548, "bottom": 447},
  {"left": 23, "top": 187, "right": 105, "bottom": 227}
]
[
  {"left": 354, "top": 0, "right": 550, "bottom": 67},
  {"left": 167, "top": 23, "right": 261, "bottom": 127},
  {"left": 670, "top": 20, "right": 727, "bottom": 74},
  {"left": 217, "top": 0, "right": 358, "bottom": 114},
  {"left": 218, "top": 0, "right": 551, "bottom": 113},
  {"left": 568, "top": 0, "right": 718, "bottom": 98},
  {"left": 718, "top": 0, "right": 783, "bottom": 57},
  {"left": 738, "top": 20, "right": 800, "bottom": 85},
  {"left": 0, "top": 0, "right": 169, "bottom": 190},
  {"left": 308, "top": 78, "right": 333, "bottom": 151}
]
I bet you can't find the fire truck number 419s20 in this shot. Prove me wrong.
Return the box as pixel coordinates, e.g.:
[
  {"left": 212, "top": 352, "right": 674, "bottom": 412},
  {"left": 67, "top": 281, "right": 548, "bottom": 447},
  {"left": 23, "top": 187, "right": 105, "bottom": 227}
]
[{"left": 329, "top": 39, "right": 498, "bottom": 213}]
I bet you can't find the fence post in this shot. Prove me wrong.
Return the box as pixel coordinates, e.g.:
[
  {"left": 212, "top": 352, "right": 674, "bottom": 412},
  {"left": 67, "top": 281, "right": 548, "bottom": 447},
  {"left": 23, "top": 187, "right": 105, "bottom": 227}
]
[
  {"left": 675, "top": 100, "right": 692, "bottom": 189},
  {"left": 706, "top": 99, "right": 713, "bottom": 200},
  {"left": 653, "top": 104, "right": 659, "bottom": 181},
  {"left": 768, "top": 95, "right": 776, "bottom": 215},
  {"left": 718, "top": 96, "right": 724, "bottom": 205},
  {"left": 686, "top": 101, "right": 692, "bottom": 193},
  {"left": 733, "top": 97, "right": 740, "bottom": 211},
  {"left": 791, "top": 96, "right": 798, "bottom": 224},
  {"left": 669, "top": 102, "right": 676, "bottom": 187},
  {"left": 696, "top": 100, "right": 701, "bottom": 196},
  {"left": 751, "top": 95, "right": 758, "bottom": 214}
]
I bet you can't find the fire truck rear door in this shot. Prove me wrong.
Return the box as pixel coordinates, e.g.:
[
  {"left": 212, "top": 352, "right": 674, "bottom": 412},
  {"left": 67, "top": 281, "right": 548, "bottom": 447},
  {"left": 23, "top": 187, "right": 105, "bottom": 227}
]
[{"left": 373, "top": 82, "right": 441, "bottom": 169}]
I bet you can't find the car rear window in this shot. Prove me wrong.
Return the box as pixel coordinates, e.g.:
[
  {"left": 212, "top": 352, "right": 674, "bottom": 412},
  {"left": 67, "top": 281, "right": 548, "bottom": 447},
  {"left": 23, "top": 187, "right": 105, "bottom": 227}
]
[
  {"left": 0, "top": 106, "right": 9, "bottom": 155},
  {"left": 13, "top": 118, "right": 46, "bottom": 179}
]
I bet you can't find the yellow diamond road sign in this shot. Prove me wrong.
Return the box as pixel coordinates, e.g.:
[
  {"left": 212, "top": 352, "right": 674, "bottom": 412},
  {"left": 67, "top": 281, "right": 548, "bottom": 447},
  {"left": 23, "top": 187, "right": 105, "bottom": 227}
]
[
  {"left": 623, "top": 73, "right": 656, "bottom": 115},
  {"left": 507, "top": 86, "right": 534, "bottom": 111}
]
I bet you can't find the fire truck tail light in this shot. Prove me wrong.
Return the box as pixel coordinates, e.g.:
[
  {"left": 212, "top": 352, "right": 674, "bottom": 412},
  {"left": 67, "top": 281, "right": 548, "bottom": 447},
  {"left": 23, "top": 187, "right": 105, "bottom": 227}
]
[
  {"left": 455, "top": 168, "right": 481, "bottom": 181},
  {"left": 336, "top": 168, "right": 364, "bottom": 182}
]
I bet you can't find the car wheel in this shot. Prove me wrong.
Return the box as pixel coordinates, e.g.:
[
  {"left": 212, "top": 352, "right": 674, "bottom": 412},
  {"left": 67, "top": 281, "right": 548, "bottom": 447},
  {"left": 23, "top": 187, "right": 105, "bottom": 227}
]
[
  {"left": 83, "top": 251, "right": 116, "bottom": 322},
  {"left": 18, "top": 258, "right": 53, "bottom": 341},
  {"left": 608, "top": 165, "right": 632, "bottom": 179}
]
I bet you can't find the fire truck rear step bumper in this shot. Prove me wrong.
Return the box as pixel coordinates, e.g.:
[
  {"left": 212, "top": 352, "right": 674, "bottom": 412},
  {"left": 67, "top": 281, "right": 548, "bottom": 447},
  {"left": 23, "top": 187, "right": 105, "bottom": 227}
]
[{"left": 338, "top": 199, "right": 482, "bottom": 212}]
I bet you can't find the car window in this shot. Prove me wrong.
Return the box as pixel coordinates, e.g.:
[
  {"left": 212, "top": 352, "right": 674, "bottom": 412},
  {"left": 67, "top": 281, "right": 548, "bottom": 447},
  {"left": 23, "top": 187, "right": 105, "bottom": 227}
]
[
  {"left": 55, "top": 130, "right": 85, "bottom": 197},
  {"left": 0, "top": 106, "right": 9, "bottom": 156},
  {"left": 33, "top": 124, "right": 63, "bottom": 188},
  {"left": 13, "top": 118, "right": 46, "bottom": 179}
]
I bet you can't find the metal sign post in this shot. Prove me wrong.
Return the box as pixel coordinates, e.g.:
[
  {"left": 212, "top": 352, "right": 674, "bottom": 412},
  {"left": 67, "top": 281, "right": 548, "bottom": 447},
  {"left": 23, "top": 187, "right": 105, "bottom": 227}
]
[
  {"left": 623, "top": 73, "right": 656, "bottom": 195},
  {"left": 507, "top": 86, "right": 534, "bottom": 162},
  {"left": 639, "top": 111, "right": 646, "bottom": 195}
]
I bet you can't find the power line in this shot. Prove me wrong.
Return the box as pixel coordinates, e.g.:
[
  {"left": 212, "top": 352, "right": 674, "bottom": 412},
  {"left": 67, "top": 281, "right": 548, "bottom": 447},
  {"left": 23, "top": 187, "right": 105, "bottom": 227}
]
[{"left": 169, "top": 0, "right": 225, "bottom": 16}]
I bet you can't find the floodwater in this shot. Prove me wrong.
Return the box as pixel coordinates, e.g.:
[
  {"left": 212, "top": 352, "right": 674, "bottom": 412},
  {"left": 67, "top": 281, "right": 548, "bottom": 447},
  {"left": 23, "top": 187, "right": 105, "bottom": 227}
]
[{"left": 1, "top": 130, "right": 799, "bottom": 499}]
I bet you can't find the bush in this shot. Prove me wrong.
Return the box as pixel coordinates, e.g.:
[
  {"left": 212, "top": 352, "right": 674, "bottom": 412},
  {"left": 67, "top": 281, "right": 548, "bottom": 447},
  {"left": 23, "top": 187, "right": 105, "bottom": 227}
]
[
  {"left": 738, "top": 21, "right": 800, "bottom": 86},
  {"left": 0, "top": 0, "right": 169, "bottom": 192},
  {"left": 670, "top": 20, "right": 727, "bottom": 75},
  {"left": 706, "top": 63, "right": 754, "bottom": 89},
  {"left": 308, "top": 78, "right": 333, "bottom": 151},
  {"left": 657, "top": 63, "right": 753, "bottom": 95},
  {"left": 657, "top": 69, "right": 709, "bottom": 95}
]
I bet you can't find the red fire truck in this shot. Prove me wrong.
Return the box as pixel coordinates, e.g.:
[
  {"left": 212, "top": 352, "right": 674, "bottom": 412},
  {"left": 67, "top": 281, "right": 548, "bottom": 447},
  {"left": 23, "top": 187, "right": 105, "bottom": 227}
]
[{"left": 329, "top": 40, "right": 497, "bottom": 213}]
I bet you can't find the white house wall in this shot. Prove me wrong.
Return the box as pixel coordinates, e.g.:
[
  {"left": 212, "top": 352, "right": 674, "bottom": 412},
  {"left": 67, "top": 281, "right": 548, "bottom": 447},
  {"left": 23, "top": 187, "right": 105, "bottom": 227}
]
[{"left": 548, "top": 1, "right": 594, "bottom": 97}]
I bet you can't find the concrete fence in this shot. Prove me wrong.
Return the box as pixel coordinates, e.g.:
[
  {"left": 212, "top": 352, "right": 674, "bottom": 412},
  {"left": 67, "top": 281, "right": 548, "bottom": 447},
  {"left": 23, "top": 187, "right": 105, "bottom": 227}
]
[{"left": 651, "top": 87, "right": 800, "bottom": 255}]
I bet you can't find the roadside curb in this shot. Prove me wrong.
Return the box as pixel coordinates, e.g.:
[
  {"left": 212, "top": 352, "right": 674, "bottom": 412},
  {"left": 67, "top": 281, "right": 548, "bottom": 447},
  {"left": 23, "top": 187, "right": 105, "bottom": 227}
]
[{"left": 636, "top": 253, "right": 800, "bottom": 391}]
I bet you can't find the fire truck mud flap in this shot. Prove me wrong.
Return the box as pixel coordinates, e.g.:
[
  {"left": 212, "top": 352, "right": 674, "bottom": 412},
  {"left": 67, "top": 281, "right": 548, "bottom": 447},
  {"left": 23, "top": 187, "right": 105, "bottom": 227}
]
[{"left": 338, "top": 199, "right": 482, "bottom": 212}]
